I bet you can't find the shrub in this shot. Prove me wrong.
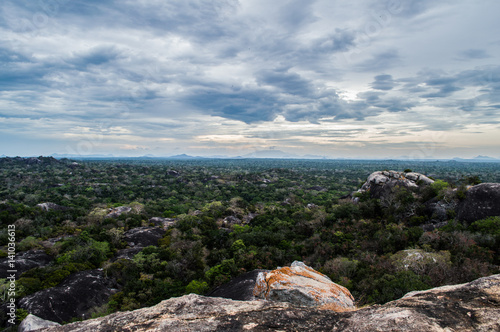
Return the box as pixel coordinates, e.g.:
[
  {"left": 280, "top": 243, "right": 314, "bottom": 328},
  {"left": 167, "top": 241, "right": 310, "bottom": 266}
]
[
  {"left": 469, "top": 216, "right": 500, "bottom": 237},
  {"left": 205, "top": 258, "right": 237, "bottom": 286},
  {"left": 368, "top": 270, "right": 431, "bottom": 304},
  {"left": 185, "top": 280, "right": 209, "bottom": 295},
  {"left": 18, "top": 236, "right": 41, "bottom": 251}
]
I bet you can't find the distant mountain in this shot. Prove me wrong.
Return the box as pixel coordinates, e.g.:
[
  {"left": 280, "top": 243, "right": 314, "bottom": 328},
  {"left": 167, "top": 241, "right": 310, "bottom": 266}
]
[
  {"left": 473, "top": 155, "right": 497, "bottom": 160},
  {"left": 0, "top": 154, "right": 6, "bottom": 158},
  {"left": 452, "top": 156, "right": 500, "bottom": 163},
  {"left": 166, "top": 154, "right": 204, "bottom": 160},
  {"left": 241, "top": 150, "right": 299, "bottom": 159},
  {"left": 303, "top": 154, "right": 329, "bottom": 159}
]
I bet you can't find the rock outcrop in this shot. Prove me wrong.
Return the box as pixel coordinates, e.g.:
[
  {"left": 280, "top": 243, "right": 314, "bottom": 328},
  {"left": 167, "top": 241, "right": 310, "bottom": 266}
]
[
  {"left": 253, "top": 261, "right": 355, "bottom": 311},
  {"left": 36, "top": 202, "right": 68, "bottom": 212},
  {"left": 114, "top": 227, "right": 166, "bottom": 260},
  {"left": 148, "top": 217, "right": 176, "bottom": 228},
  {"left": 18, "top": 314, "right": 60, "bottom": 332},
  {"left": 105, "top": 206, "right": 132, "bottom": 218},
  {"left": 456, "top": 183, "right": 500, "bottom": 223},
  {"left": 123, "top": 226, "right": 165, "bottom": 248},
  {"left": 0, "top": 250, "right": 52, "bottom": 278},
  {"left": 19, "top": 270, "right": 117, "bottom": 323},
  {"left": 357, "top": 170, "right": 434, "bottom": 200},
  {"left": 41, "top": 274, "right": 500, "bottom": 332}
]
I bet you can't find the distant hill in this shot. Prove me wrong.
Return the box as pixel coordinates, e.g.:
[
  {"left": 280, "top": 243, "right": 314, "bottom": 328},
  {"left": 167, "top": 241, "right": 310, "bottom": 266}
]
[
  {"left": 240, "top": 150, "right": 299, "bottom": 159},
  {"left": 473, "top": 155, "right": 498, "bottom": 160},
  {"left": 166, "top": 154, "right": 204, "bottom": 160},
  {"left": 452, "top": 155, "right": 500, "bottom": 163}
]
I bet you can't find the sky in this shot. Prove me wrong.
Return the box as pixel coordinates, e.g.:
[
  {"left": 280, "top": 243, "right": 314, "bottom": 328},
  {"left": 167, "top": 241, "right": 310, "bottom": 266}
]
[{"left": 1, "top": 0, "right": 500, "bottom": 159}]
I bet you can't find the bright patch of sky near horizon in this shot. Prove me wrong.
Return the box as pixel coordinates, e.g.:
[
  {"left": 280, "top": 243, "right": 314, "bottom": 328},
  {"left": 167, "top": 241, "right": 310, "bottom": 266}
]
[{"left": 1, "top": 0, "right": 499, "bottom": 158}]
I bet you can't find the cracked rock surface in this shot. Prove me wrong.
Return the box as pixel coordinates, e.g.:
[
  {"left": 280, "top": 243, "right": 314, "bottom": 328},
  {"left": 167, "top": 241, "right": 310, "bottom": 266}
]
[{"left": 39, "top": 274, "right": 500, "bottom": 331}]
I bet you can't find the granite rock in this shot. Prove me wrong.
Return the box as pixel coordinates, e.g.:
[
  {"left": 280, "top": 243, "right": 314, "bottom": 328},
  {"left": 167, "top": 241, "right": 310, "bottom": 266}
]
[
  {"left": 253, "top": 261, "right": 355, "bottom": 311},
  {"left": 42, "top": 274, "right": 500, "bottom": 332}
]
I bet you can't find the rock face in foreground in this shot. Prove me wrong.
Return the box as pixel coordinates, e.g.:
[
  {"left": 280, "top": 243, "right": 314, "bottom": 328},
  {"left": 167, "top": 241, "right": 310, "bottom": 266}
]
[
  {"left": 253, "top": 261, "right": 355, "bottom": 311},
  {"left": 19, "top": 270, "right": 117, "bottom": 323},
  {"left": 357, "top": 170, "right": 434, "bottom": 199},
  {"left": 456, "top": 183, "right": 500, "bottom": 223},
  {"left": 18, "top": 314, "right": 60, "bottom": 332},
  {"left": 42, "top": 274, "right": 500, "bottom": 332}
]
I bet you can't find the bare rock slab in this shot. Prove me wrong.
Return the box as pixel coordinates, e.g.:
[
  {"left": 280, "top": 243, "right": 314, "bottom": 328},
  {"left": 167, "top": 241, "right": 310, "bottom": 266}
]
[
  {"left": 19, "top": 270, "right": 116, "bottom": 323},
  {"left": 42, "top": 274, "right": 500, "bottom": 332}
]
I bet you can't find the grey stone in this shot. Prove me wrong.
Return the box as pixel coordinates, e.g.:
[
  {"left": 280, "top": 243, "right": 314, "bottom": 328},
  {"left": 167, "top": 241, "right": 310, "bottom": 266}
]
[
  {"left": 148, "top": 217, "right": 176, "bottom": 228},
  {"left": 123, "top": 226, "right": 165, "bottom": 248},
  {"left": 42, "top": 274, "right": 500, "bottom": 332},
  {"left": 19, "top": 270, "right": 117, "bottom": 323},
  {"left": 0, "top": 250, "right": 53, "bottom": 279},
  {"left": 456, "top": 183, "right": 500, "bottom": 223},
  {"left": 18, "top": 314, "right": 60, "bottom": 332},
  {"left": 357, "top": 170, "right": 434, "bottom": 200},
  {"left": 105, "top": 206, "right": 132, "bottom": 218}
]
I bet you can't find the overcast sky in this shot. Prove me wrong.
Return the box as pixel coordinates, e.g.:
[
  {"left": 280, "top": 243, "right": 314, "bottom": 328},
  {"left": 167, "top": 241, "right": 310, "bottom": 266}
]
[{"left": 1, "top": 0, "right": 500, "bottom": 158}]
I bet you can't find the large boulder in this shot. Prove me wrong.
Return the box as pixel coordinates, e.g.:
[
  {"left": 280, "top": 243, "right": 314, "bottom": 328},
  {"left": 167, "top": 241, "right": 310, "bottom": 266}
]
[
  {"left": 18, "top": 314, "right": 60, "bottom": 332},
  {"left": 207, "top": 269, "right": 268, "bottom": 301},
  {"left": 149, "top": 217, "right": 176, "bottom": 228},
  {"left": 114, "top": 227, "right": 166, "bottom": 260},
  {"left": 42, "top": 274, "right": 500, "bottom": 332},
  {"left": 253, "top": 261, "right": 355, "bottom": 311},
  {"left": 123, "top": 226, "right": 165, "bottom": 248},
  {"left": 0, "top": 250, "right": 52, "bottom": 279},
  {"left": 19, "top": 270, "right": 117, "bottom": 323},
  {"left": 456, "top": 183, "right": 500, "bottom": 223},
  {"left": 357, "top": 170, "right": 434, "bottom": 200}
]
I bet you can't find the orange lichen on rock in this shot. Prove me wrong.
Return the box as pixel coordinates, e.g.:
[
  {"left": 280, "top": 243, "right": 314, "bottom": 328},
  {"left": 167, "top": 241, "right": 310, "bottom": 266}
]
[
  {"left": 319, "top": 302, "right": 356, "bottom": 312},
  {"left": 253, "top": 261, "right": 356, "bottom": 311}
]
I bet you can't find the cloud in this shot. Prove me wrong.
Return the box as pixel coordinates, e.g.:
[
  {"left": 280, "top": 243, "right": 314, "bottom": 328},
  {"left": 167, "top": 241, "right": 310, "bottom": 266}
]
[
  {"left": 0, "top": 0, "right": 499, "bottom": 158},
  {"left": 457, "top": 49, "right": 491, "bottom": 60},
  {"left": 256, "top": 68, "right": 313, "bottom": 96},
  {"left": 356, "top": 49, "right": 401, "bottom": 72},
  {"left": 371, "top": 74, "right": 396, "bottom": 90},
  {"left": 66, "top": 45, "right": 121, "bottom": 69}
]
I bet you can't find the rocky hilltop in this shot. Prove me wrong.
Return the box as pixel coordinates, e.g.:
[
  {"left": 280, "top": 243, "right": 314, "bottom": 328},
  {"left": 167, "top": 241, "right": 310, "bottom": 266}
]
[
  {"left": 28, "top": 273, "right": 500, "bottom": 332},
  {"left": 355, "top": 170, "right": 434, "bottom": 200},
  {"left": 356, "top": 170, "right": 500, "bottom": 225}
]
